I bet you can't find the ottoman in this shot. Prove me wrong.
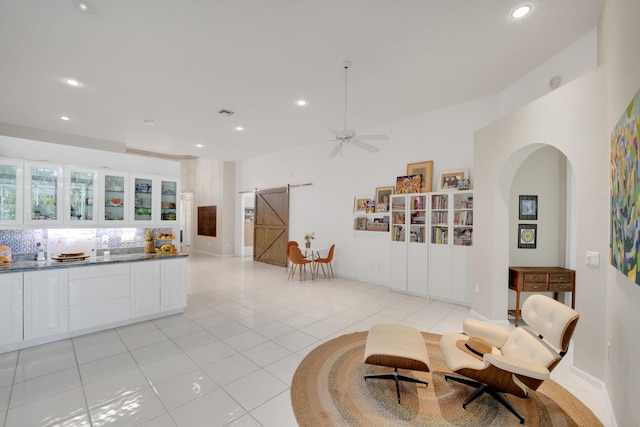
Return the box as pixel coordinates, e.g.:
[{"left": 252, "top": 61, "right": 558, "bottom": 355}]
[{"left": 363, "top": 323, "right": 430, "bottom": 404}]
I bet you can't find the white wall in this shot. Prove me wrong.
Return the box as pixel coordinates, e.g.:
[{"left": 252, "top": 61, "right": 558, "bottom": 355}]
[
  {"left": 598, "top": 0, "right": 640, "bottom": 425},
  {"left": 181, "top": 158, "right": 235, "bottom": 256}
]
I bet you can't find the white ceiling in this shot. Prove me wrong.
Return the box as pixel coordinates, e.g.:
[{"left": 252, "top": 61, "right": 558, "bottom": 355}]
[{"left": 0, "top": 0, "right": 602, "bottom": 162}]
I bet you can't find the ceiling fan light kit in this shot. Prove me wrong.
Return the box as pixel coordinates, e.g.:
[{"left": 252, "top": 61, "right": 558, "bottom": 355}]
[{"left": 327, "top": 61, "right": 389, "bottom": 158}]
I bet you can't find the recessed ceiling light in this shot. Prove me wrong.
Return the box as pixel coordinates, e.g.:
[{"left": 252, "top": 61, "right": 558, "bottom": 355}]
[
  {"left": 235, "top": 126, "right": 244, "bottom": 131},
  {"left": 143, "top": 120, "right": 155, "bottom": 126},
  {"left": 195, "top": 144, "right": 204, "bottom": 148},
  {"left": 296, "top": 99, "right": 307, "bottom": 106},
  {"left": 60, "top": 116, "right": 70, "bottom": 121},
  {"left": 64, "top": 78, "right": 80, "bottom": 87},
  {"left": 72, "top": 0, "right": 95, "bottom": 14},
  {"left": 511, "top": 5, "right": 532, "bottom": 18}
]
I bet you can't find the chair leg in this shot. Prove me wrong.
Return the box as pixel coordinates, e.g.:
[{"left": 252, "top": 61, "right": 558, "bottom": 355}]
[
  {"left": 444, "top": 374, "right": 525, "bottom": 425},
  {"left": 365, "top": 367, "right": 428, "bottom": 404}
]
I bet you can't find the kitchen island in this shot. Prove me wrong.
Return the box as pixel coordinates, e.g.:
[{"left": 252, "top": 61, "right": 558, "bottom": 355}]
[{"left": 0, "top": 252, "right": 188, "bottom": 354}]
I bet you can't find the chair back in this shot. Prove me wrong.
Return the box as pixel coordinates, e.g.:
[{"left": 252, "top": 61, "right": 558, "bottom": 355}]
[
  {"left": 289, "top": 245, "right": 306, "bottom": 263},
  {"left": 326, "top": 244, "right": 335, "bottom": 261},
  {"left": 521, "top": 294, "right": 579, "bottom": 353},
  {"left": 287, "top": 241, "right": 299, "bottom": 258}
]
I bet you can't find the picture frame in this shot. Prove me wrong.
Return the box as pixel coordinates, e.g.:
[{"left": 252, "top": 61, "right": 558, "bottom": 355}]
[
  {"left": 519, "top": 195, "right": 538, "bottom": 220},
  {"left": 354, "top": 217, "right": 368, "bottom": 231},
  {"left": 438, "top": 169, "right": 469, "bottom": 191},
  {"left": 354, "top": 197, "right": 372, "bottom": 212},
  {"left": 375, "top": 186, "right": 394, "bottom": 208},
  {"left": 518, "top": 224, "right": 537, "bottom": 249},
  {"left": 396, "top": 174, "right": 422, "bottom": 194},
  {"left": 406, "top": 161, "right": 433, "bottom": 193}
]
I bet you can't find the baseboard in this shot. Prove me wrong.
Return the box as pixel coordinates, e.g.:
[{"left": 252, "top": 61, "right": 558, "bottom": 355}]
[
  {"left": 468, "top": 309, "right": 510, "bottom": 326},
  {"left": 570, "top": 365, "right": 618, "bottom": 427}
]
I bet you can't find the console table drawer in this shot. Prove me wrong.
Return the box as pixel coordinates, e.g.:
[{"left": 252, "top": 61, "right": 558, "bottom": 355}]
[
  {"left": 523, "top": 282, "right": 548, "bottom": 291},
  {"left": 523, "top": 273, "right": 547, "bottom": 282},
  {"left": 549, "top": 273, "right": 572, "bottom": 282},
  {"left": 549, "top": 282, "right": 574, "bottom": 292}
]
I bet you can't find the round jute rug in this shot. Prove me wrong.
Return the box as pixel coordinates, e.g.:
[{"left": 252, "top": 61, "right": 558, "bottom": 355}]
[{"left": 291, "top": 331, "right": 602, "bottom": 427}]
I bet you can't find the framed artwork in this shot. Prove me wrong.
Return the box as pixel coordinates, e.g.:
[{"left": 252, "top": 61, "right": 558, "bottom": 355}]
[
  {"left": 611, "top": 88, "right": 640, "bottom": 285},
  {"left": 396, "top": 174, "right": 422, "bottom": 194},
  {"left": 406, "top": 161, "right": 433, "bottom": 193},
  {"left": 354, "top": 217, "right": 368, "bottom": 231},
  {"left": 197, "top": 206, "right": 217, "bottom": 237},
  {"left": 375, "top": 186, "right": 394, "bottom": 207},
  {"left": 354, "top": 197, "right": 372, "bottom": 212},
  {"left": 519, "top": 195, "right": 538, "bottom": 220},
  {"left": 518, "top": 224, "right": 537, "bottom": 249},
  {"left": 438, "top": 169, "right": 469, "bottom": 191}
]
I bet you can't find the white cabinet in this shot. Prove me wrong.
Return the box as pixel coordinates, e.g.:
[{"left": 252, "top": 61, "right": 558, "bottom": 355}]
[
  {"left": 131, "top": 174, "right": 156, "bottom": 224},
  {"left": 65, "top": 167, "right": 98, "bottom": 225},
  {"left": 0, "top": 158, "right": 23, "bottom": 225},
  {"left": 428, "top": 191, "right": 473, "bottom": 305},
  {"left": 68, "top": 264, "right": 130, "bottom": 331},
  {"left": 161, "top": 257, "right": 187, "bottom": 312},
  {"left": 100, "top": 171, "right": 129, "bottom": 224},
  {"left": 24, "top": 269, "right": 69, "bottom": 340},
  {"left": 131, "top": 261, "right": 161, "bottom": 317},
  {"left": 390, "top": 194, "right": 428, "bottom": 295},
  {"left": 24, "top": 162, "right": 64, "bottom": 225},
  {"left": 0, "top": 272, "right": 23, "bottom": 346},
  {"left": 159, "top": 179, "right": 179, "bottom": 224}
]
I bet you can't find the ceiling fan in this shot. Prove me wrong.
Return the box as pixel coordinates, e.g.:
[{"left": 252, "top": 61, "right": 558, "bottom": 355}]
[{"left": 327, "top": 61, "right": 389, "bottom": 158}]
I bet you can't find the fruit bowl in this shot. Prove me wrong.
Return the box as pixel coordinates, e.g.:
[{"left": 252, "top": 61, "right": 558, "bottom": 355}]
[{"left": 110, "top": 198, "right": 122, "bottom": 206}]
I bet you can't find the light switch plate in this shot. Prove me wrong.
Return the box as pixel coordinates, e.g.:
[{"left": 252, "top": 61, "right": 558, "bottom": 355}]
[{"left": 586, "top": 251, "right": 600, "bottom": 266}]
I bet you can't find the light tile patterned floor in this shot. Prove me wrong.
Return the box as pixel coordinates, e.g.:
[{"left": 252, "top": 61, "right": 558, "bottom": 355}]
[{"left": 0, "top": 251, "right": 611, "bottom": 426}]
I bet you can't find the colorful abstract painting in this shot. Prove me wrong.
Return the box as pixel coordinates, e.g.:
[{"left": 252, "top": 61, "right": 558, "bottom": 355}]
[{"left": 610, "top": 89, "right": 640, "bottom": 284}]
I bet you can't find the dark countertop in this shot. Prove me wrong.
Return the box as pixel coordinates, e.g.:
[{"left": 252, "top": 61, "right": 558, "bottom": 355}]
[{"left": 0, "top": 252, "right": 188, "bottom": 273}]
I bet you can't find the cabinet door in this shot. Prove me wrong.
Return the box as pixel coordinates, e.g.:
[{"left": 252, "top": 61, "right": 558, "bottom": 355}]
[
  {"left": 159, "top": 179, "right": 179, "bottom": 224},
  {"left": 24, "top": 162, "right": 64, "bottom": 225},
  {"left": 65, "top": 167, "right": 98, "bottom": 225},
  {"left": 24, "top": 269, "right": 69, "bottom": 340},
  {"left": 428, "top": 244, "right": 451, "bottom": 300},
  {"left": 131, "top": 261, "right": 161, "bottom": 317},
  {"left": 390, "top": 195, "right": 407, "bottom": 242},
  {"left": 0, "top": 158, "right": 23, "bottom": 225},
  {"left": 160, "top": 258, "right": 186, "bottom": 312},
  {"left": 100, "top": 171, "right": 129, "bottom": 224},
  {"left": 131, "top": 175, "right": 156, "bottom": 224},
  {"left": 0, "top": 272, "right": 23, "bottom": 346},
  {"left": 407, "top": 243, "right": 427, "bottom": 295},
  {"left": 429, "top": 193, "right": 449, "bottom": 245}
]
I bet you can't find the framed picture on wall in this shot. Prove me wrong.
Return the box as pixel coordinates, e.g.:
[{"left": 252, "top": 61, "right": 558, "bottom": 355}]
[
  {"left": 519, "top": 195, "right": 538, "bottom": 220},
  {"left": 354, "top": 197, "right": 372, "bottom": 212},
  {"left": 518, "top": 224, "right": 537, "bottom": 249}
]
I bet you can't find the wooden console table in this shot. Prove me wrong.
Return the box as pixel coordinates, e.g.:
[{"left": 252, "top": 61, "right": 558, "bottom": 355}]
[{"left": 508, "top": 266, "right": 575, "bottom": 326}]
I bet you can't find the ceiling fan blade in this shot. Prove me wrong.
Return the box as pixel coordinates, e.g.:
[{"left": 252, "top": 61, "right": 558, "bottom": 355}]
[
  {"left": 351, "top": 140, "right": 379, "bottom": 153},
  {"left": 328, "top": 143, "right": 343, "bottom": 158},
  {"left": 355, "top": 134, "right": 389, "bottom": 141}
]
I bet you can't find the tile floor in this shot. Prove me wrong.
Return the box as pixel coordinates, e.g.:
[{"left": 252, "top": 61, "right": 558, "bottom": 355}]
[{"left": 0, "top": 251, "right": 612, "bottom": 426}]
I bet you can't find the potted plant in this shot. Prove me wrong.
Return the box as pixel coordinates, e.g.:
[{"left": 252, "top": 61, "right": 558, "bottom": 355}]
[
  {"left": 304, "top": 232, "right": 315, "bottom": 248},
  {"left": 144, "top": 229, "right": 155, "bottom": 254}
]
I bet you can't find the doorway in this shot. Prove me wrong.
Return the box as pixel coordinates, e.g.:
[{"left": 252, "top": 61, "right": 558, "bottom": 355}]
[
  {"left": 180, "top": 192, "right": 193, "bottom": 248},
  {"left": 241, "top": 193, "right": 254, "bottom": 257}
]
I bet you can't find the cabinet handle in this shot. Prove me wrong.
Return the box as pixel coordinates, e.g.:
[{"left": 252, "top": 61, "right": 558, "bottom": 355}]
[
  {"left": 557, "top": 285, "right": 564, "bottom": 289},
  {"left": 558, "top": 276, "right": 564, "bottom": 280}
]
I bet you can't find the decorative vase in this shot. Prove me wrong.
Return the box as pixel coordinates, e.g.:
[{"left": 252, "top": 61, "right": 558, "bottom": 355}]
[
  {"left": 305, "top": 242, "right": 311, "bottom": 249},
  {"left": 144, "top": 240, "right": 155, "bottom": 254}
]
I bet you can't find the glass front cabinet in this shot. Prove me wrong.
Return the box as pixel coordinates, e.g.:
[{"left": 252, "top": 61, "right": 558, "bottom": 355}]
[
  {"left": 24, "top": 162, "right": 64, "bottom": 225},
  {"left": 132, "top": 175, "right": 155, "bottom": 224},
  {"left": 160, "top": 179, "right": 179, "bottom": 224},
  {"left": 0, "top": 159, "right": 23, "bottom": 225},
  {"left": 65, "top": 167, "right": 97, "bottom": 225},
  {"left": 100, "top": 171, "right": 129, "bottom": 225}
]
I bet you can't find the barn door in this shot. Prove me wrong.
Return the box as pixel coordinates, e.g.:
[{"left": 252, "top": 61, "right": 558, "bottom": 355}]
[{"left": 254, "top": 187, "right": 289, "bottom": 267}]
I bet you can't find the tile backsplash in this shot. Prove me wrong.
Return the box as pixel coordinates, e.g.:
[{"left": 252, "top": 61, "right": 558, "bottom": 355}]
[{"left": 0, "top": 227, "right": 172, "bottom": 255}]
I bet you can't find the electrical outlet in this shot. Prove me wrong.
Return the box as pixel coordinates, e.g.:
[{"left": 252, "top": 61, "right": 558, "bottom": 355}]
[{"left": 121, "top": 234, "right": 134, "bottom": 244}]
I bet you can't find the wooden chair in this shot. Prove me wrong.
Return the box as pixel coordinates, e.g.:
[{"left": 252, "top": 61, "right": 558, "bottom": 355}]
[
  {"left": 314, "top": 244, "right": 335, "bottom": 279},
  {"left": 288, "top": 244, "right": 314, "bottom": 282}
]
